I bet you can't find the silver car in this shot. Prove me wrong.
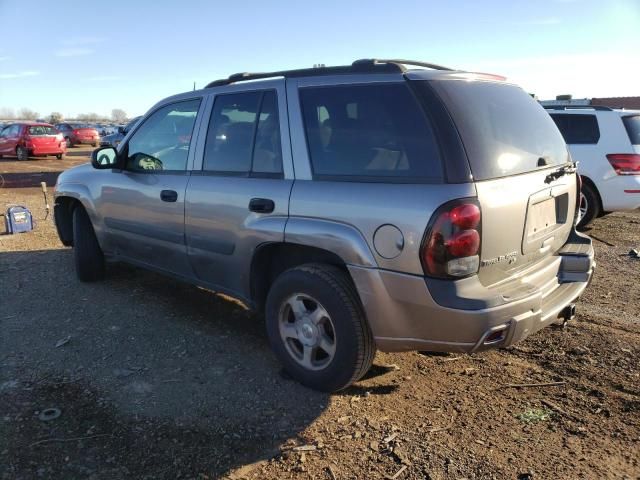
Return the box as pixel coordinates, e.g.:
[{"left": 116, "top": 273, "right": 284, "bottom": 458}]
[{"left": 54, "top": 59, "right": 595, "bottom": 392}]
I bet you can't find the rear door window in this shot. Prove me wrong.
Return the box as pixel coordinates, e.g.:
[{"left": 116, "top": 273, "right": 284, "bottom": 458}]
[
  {"left": 299, "top": 83, "right": 442, "bottom": 181},
  {"left": 622, "top": 115, "right": 640, "bottom": 145},
  {"left": 202, "top": 90, "right": 283, "bottom": 176},
  {"left": 427, "top": 80, "right": 568, "bottom": 180},
  {"left": 550, "top": 114, "right": 600, "bottom": 144}
]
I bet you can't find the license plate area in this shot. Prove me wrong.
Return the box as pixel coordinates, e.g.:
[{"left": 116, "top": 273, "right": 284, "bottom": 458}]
[
  {"left": 522, "top": 189, "right": 570, "bottom": 255},
  {"left": 527, "top": 198, "right": 556, "bottom": 239}
]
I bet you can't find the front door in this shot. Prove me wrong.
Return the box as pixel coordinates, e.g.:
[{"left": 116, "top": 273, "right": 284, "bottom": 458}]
[
  {"left": 185, "top": 83, "right": 293, "bottom": 299},
  {"left": 0, "top": 125, "right": 20, "bottom": 155},
  {"left": 99, "top": 98, "right": 203, "bottom": 277}
]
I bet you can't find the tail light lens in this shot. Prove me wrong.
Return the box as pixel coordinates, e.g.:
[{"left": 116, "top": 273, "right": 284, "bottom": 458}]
[
  {"left": 606, "top": 153, "right": 640, "bottom": 175},
  {"left": 421, "top": 200, "right": 481, "bottom": 278}
]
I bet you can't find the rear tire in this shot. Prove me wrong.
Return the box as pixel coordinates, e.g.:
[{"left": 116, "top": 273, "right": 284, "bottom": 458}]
[
  {"left": 72, "top": 206, "right": 105, "bottom": 282},
  {"left": 577, "top": 181, "right": 600, "bottom": 229},
  {"left": 265, "top": 263, "right": 376, "bottom": 392},
  {"left": 56, "top": 153, "right": 63, "bottom": 160},
  {"left": 16, "top": 146, "right": 28, "bottom": 161}
]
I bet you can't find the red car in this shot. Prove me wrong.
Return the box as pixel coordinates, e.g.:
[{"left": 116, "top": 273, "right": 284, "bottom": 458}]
[
  {"left": 0, "top": 123, "right": 67, "bottom": 160},
  {"left": 55, "top": 122, "right": 100, "bottom": 147}
]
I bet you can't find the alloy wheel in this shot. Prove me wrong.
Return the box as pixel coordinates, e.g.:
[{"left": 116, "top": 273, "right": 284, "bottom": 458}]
[{"left": 278, "top": 293, "right": 337, "bottom": 371}]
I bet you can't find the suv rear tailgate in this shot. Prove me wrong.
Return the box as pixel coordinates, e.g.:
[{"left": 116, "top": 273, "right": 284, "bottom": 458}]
[{"left": 424, "top": 77, "right": 576, "bottom": 287}]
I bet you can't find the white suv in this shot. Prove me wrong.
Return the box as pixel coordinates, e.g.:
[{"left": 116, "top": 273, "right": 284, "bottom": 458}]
[{"left": 546, "top": 106, "right": 640, "bottom": 227}]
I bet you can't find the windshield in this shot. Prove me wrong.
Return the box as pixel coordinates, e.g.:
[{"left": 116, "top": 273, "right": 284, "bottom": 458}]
[
  {"left": 28, "top": 126, "right": 58, "bottom": 135},
  {"left": 622, "top": 115, "right": 640, "bottom": 146},
  {"left": 427, "top": 80, "right": 568, "bottom": 180}
]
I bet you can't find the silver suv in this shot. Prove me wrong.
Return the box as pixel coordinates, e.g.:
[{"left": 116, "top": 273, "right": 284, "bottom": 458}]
[{"left": 54, "top": 59, "right": 595, "bottom": 392}]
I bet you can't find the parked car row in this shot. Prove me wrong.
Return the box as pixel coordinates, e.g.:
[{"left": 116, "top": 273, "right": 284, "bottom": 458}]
[
  {"left": 99, "top": 116, "right": 142, "bottom": 148},
  {"left": 544, "top": 106, "right": 640, "bottom": 227},
  {"left": 0, "top": 120, "right": 133, "bottom": 160},
  {"left": 0, "top": 122, "right": 67, "bottom": 160}
]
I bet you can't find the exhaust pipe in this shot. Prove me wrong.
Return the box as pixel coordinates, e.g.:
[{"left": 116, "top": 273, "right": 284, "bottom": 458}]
[{"left": 558, "top": 303, "right": 576, "bottom": 322}]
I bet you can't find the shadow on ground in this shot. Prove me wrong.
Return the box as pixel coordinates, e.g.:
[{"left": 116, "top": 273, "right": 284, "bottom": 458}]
[
  {"left": 0, "top": 171, "right": 62, "bottom": 188},
  {"left": 0, "top": 249, "right": 330, "bottom": 478}
]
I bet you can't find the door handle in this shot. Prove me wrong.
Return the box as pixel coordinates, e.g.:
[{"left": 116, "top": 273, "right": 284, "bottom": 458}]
[
  {"left": 249, "top": 198, "right": 275, "bottom": 213},
  {"left": 160, "top": 190, "right": 178, "bottom": 202}
]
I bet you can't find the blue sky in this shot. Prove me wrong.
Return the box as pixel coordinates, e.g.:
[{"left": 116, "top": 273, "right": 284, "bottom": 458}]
[{"left": 0, "top": 0, "right": 638, "bottom": 119}]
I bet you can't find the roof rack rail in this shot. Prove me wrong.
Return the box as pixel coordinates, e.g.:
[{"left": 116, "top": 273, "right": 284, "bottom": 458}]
[
  {"left": 352, "top": 58, "right": 454, "bottom": 71},
  {"left": 543, "top": 105, "right": 613, "bottom": 111},
  {"left": 205, "top": 58, "right": 453, "bottom": 88}
]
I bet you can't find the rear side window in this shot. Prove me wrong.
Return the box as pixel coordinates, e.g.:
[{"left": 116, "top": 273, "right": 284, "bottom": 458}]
[
  {"left": 428, "top": 80, "right": 568, "bottom": 180},
  {"left": 550, "top": 114, "right": 600, "bottom": 144},
  {"left": 203, "top": 90, "right": 282, "bottom": 175},
  {"left": 299, "top": 83, "right": 442, "bottom": 181},
  {"left": 622, "top": 115, "right": 640, "bottom": 145},
  {"left": 28, "top": 126, "right": 57, "bottom": 135}
]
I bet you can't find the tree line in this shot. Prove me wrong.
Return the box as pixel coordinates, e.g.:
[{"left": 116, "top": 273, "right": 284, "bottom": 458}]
[{"left": 0, "top": 108, "right": 128, "bottom": 124}]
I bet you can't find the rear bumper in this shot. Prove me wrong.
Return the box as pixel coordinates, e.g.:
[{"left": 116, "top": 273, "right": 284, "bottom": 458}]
[
  {"left": 29, "top": 145, "right": 66, "bottom": 156},
  {"left": 74, "top": 138, "right": 99, "bottom": 145},
  {"left": 349, "top": 230, "right": 595, "bottom": 353},
  {"left": 599, "top": 175, "right": 640, "bottom": 211}
]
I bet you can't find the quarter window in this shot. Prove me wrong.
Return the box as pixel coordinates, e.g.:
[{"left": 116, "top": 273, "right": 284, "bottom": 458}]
[
  {"left": 203, "top": 90, "right": 282, "bottom": 175},
  {"left": 299, "top": 83, "right": 442, "bottom": 180},
  {"left": 550, "top": 114, "right": 600, "bottom": 145},
  {"left": 125, "top": 99, "right": 201, "bottom": 172}
]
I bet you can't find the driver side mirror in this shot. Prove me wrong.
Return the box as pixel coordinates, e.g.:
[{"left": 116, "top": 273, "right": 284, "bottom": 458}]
[
  {"left": 118, "top": 126, "right": 126, "bottom": 134},
  {"left": 91, "top": 146, "right": 119, "bottom": 169}
]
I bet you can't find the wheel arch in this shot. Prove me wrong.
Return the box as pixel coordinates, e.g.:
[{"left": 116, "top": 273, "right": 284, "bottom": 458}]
[
  {"left": 580, "top": 175, "right": 605, "bottom": 216},
  {"left": 54, "top": 187, "right": 98, "bottom": 246},
  {"left": 251, "top": 242, "right": 356, "bottom": 312}
]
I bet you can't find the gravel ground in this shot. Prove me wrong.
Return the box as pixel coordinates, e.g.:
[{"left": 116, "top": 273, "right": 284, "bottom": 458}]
[{"left": 1, "top": 149, "right": 639, "bottom": 479}]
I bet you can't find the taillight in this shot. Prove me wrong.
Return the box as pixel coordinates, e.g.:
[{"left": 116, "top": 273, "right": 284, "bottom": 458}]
[
  {"left": 606, "top": 153, "right": 640, "bottom": 175},
  {"left": 421, "top": 200, "right": 481, "bottom": 278}
]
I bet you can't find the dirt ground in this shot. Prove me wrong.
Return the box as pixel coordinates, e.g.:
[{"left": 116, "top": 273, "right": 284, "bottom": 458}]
[{"left": 1, "top": 147, "right": 639, "bottom": 479}]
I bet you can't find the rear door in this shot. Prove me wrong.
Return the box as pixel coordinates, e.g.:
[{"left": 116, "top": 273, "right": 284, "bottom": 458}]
[
  {"left": 0, "top": 124, "right": 19, "bottom": 154},
  {"left": 99, "top": 98, "right": 204, "bottom": 276},
  {"left": 185, "top": 80, "right": 293, "bottom": 299},
  {"left": 427, "top": 79, "right": 577, "bottom": 286}
]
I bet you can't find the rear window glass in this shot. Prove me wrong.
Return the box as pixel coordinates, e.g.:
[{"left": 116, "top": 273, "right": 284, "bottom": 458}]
[
  {"left": 622, "top": 115, "right": 640, "bottom": 146},
  {"left": 299, "top": 83, "right": 442, "bottom": 181},
  {"left": 428, "top": 80, "right": 568, "bottom": 180},
  {"left": 550, "top": 114, "right": 600, "bottom": 144},
  {"left": 28, "top": 126, "right": 57, "bottom": 136}
]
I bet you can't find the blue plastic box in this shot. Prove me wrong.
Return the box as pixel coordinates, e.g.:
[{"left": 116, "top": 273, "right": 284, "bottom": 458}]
[{"left": 5, "top": 206, "right": 34, "bottom": 234}]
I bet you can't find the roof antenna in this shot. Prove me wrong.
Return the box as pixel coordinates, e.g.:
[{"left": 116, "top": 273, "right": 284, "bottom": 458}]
[{"left": 193, "top": 81, "right": 196, "bottom": 91}]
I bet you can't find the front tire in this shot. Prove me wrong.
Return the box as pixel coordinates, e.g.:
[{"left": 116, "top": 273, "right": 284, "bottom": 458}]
[
  {"left": 577, "top": 181, "right": 600, "bottom": 229},
  {"left": 72, "top": 206, "right": 105, "bottom": 282},
  {"left": 265, "top": 264, "right": 375, "bottom": 392},
  {"left": 56, "top": 153, "right": 63, "bottom": 160},
  {"left": 16, "top": 146, "right": 29, "bottom": 161}
]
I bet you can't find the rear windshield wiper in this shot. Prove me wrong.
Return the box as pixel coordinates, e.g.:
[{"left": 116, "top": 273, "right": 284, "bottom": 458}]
[{"left": 544, "top": 162, "right": 577, "bottom": 184}]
